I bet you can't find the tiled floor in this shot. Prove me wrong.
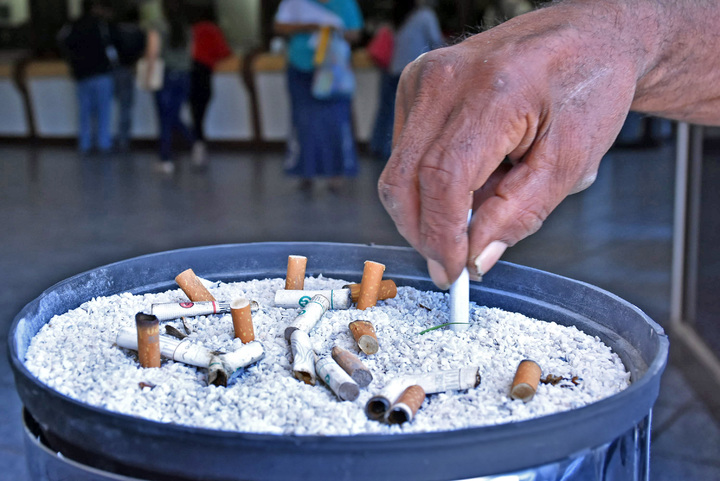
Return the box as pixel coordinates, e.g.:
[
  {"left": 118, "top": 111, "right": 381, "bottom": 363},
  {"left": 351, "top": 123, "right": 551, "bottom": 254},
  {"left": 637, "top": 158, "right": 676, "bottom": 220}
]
[{"left": 1, "top": 140, "right": 719, "bottom": 480}]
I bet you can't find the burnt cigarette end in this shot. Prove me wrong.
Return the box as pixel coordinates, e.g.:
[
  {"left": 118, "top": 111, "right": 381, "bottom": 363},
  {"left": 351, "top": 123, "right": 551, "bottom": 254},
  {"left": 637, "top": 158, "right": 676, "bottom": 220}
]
[
  {"left": 338, "top": 382, "right": 360, "bottom": 402},
  {"left": 510, "top": 359, "right": 542, "bottom": 402},
  {"left": 284, "top": 326, "right": 298, "bottom": 342},
  {"left": 135, "top": 312, "right": 160, "bottom": 368},
  {"left": 331, "top": 346, "right": 373, "bottom": 387},
  {"left": 357, "top": 261, "right": 386, "bottom": 310},
  {"left": 285, "top": 255, "right": 308, "bottom": 290},
  {"left": 210, "top": 369, "right": 228, "bottom": 388},
  {"left": 175, "top": 268, "right": 216, "bottom": 302},
  {"left": 386, "top": 407, "right": 411, "bottom": 425},
  {"left": 365, "top": 397, "right": 391, "bottom": 420},
  {"left": 294, "top": 371, "right": 315, "bottom": 385}
]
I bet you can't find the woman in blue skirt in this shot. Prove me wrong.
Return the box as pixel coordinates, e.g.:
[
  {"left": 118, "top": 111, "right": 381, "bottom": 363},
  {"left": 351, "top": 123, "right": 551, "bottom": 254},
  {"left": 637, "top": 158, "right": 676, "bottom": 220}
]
[{"left": 274, "top": 0, "right": 364, "bottom": 192}]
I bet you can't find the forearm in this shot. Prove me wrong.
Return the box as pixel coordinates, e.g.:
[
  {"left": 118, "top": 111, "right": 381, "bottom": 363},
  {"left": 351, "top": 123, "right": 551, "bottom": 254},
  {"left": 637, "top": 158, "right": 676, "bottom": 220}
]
[
  {"left": 562, "top": 0, "right": 720, "bottom": 125},
  {"left": 273, "top": 22, "right": 320, "bottom": 36}
]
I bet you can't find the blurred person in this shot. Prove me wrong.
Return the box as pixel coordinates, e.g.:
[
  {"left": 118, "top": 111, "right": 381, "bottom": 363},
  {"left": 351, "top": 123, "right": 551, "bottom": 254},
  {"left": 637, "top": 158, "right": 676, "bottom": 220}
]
[
  {"left": 57, "top": 0, "right": 118, "bottom": 155},
  {"left": 112, "top": 7, "right": 146, "bottom": 152},
  {"left": 189, "top": 7, "right": 232, "bottom": 168},
  {"left": 274, "top": 0, "right": 364, "bottom": 192},
  {"left": 370, "top": 0, "right": 443, "bottom": 161},
  {"left": 140, "top": 0, "right": 195, "bottom": 174},
  {"left": 377, "top": 0, "right": 720, "bottom": 290}
]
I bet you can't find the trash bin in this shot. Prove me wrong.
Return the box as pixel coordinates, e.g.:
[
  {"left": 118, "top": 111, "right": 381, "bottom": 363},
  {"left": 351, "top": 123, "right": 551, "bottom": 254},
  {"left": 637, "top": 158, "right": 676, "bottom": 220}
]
[{"left": 9, "top": 242, "right": 668, "bottom": 481}]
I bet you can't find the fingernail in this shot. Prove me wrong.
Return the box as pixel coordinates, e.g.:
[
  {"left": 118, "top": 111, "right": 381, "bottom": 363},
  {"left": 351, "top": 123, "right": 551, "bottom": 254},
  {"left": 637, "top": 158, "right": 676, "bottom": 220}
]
[
  {"left": 473, "top": 241, "right": 507, "bottom": 279},
  {"left": 427, "top": 258, "right": 451, "bottom": 291}
]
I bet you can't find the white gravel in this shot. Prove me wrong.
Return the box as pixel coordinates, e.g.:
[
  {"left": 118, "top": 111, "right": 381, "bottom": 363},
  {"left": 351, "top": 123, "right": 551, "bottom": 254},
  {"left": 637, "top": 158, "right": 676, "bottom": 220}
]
[{"left": 24, "top": 275, "right": 630, "bottom": 435}]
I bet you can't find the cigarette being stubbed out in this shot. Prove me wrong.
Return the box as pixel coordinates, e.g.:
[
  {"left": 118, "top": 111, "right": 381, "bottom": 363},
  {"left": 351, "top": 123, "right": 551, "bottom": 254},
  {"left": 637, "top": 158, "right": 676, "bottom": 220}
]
[
  {"left": 357, "top": 260, "right": 386, "bottom": 310},
  {"left": 285, "top": 255, "right": 307, "bottom": 290},
  {"left": 175, "top": 268, "right": 216, "bottom": 302},
  {"left": 316, "top": 355, "right": 360, "bottom": 401},
  {"left": 331, "top": 346, "right": 372, "bottom": 387},
  {"left": 343, "top": 280, "right": 397, "bottom": 304},
  {"left": 231, "top": 297, "right": 254, "bottom": 343},
  {"left": 510, "top": 359, "right": 542, "bottom": 402},
  {"left": 291, "top": 329, "right": 317, "bottom": 385},
  {"left": 386, "top": 384, "right": 425, "bottom": 425},
  {"left": 284, "top": 294, "right": 330, "bottom": 341},
  {"left": 348, "top": 320, "right": 379, "bottom": 355},
  {"left": 135, "top": 313, "right": 160, "bottom": 368}
]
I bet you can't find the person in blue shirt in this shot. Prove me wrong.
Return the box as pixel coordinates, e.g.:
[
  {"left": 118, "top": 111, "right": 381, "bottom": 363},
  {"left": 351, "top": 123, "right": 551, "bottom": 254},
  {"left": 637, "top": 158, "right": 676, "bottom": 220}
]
[{"left": 274, "top": 0, "right": 363, "bottom": 193}]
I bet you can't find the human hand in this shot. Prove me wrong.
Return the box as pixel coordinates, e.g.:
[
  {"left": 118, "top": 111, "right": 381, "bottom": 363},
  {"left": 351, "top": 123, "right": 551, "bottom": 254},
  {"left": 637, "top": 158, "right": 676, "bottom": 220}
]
[{"left": 378, "top": 2, "right": 645, "bottom": 289}]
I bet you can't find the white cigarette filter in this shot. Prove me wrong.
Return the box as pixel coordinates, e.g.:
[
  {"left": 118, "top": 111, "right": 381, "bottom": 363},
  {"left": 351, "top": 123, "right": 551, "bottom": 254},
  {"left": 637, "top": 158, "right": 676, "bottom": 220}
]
[
  {"left": 315, "top": 356, "right": 360, "bottom": 401},
  {"left": 116, "top": 328, "right": 264, "bottom": 387},
  {"left": 284, "top": 294, "right": 330, "bottom": 341},
  {"left": 151, "top": 301, "right": 231, "bottom": 321},
  {"left": 449, "top": 210, "right": 473, "bottom": 331},
  {"left": 291, "top": 329, "right": 317, "bottom": 385},
  {"left": 365, "top": 377, "right": 415, "bottom": 420},
  {"left": 274, "top": 289, "right": 352, "bottom": 310},
  {"left": 412, "top": 367, "right": 481, "bottom": 394}
]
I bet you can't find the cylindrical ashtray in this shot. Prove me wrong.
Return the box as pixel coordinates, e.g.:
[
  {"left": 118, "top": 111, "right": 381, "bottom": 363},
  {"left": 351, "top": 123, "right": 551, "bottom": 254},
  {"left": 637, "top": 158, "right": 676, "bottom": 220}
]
[
  {"left": 135, "top": 313, "right": 160, "bottom": 368},
  {"left": 274, "top": 289, "right": 352, "bottom": 310},
  {"left": 348, "top": 320, "right": 379, "bottom": 355},
  {"left": 284, "top": 294, "right": 330, "bottom": 341},
  {"left": 231, "top": 298, "right": 254, "bottom": 343},
  {"left": 510, "top": 360, "right": 542, "bottom": 402},
  {"left": 9, "top": 242, "right": 669, "bottom": 481},
  {"left": 285, "top": 255, "right": 307, "bottom": 290}
]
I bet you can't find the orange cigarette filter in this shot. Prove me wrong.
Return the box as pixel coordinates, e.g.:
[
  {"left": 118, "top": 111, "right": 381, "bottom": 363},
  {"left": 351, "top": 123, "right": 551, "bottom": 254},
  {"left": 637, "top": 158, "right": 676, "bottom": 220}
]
[
  {"left": 285, "top": 255, "right": 308, "bottom": 290},
  {"left": 346, "top": 279, "right": 397, "bottom": 304},
  {"left": 387, "top": 384, "right": 426, "bottom": 424},
  {"left": 231, "top": 298, "right": 255, "bottom": 343},
  {"left": 175, "top": 268, "right": 216, "bottom": 302},
  {"left": 510, "top": 359, "right": 542, "bottom": 402},
  {"left": 356, "top": 260, "right": 386, "bottom": 310},
  {"left": 135, "top": 313, "right": 160, "bottom": 368},
  {"left": 348, "top": 320, "right": 379, "bottom": 355}
]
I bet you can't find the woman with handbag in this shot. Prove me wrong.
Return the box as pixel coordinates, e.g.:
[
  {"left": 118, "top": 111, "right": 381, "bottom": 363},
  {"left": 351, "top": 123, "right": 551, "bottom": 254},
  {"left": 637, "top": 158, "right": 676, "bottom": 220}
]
[
  {"left": 274, "top": 0, "right": 363, "bottom": 193},
  {"left": 139, "top": 0, "right": 195, "bottom": 174}
]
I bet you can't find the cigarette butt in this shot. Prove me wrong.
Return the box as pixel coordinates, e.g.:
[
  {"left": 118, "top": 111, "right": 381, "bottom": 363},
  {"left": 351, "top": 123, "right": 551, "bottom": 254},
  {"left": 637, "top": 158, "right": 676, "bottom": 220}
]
[
  {"left": 386, "top": 385, "right": 425, "bottom": 425},
  {"left": 510, "top": 359, "right": 542, "bottom": 402},
  {"left": 175, "top": 268, "right": 216, "bottom": 302},
  {"left": 230, "top": 297, "right": 254, "bottom": 343},
  {"left": 135, "top": 313, "right": 160, "bottom": 368},
  {"left": 348, "top": 320, "right": 379, "bottom": 355},
  {"left": 331, "top": 346, "right": 373, "bottom": 387},
  {"left": 284, "top": 294, "right": 330, "bottom": 341},
  {"left": 315, "top": 356, "right": 360, "bottom": 401},
  {"left": 356, "top": 261, "right": 386, "bottom": 310},
  {"left": 291, "top": 329, "right": 317, "bottom": 385},
  {"left": 344, "top": 280, "right": 397, "bottom": 303},
  {"left": 365, "top": 377, "right": 414, "bottom": 420},
  {"left": 285, "top": 255, "right": 307, "bottom": 290}
]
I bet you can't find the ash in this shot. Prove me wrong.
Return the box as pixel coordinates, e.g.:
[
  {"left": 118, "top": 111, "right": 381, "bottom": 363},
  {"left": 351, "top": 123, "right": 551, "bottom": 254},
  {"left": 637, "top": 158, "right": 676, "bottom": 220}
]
[{"left": 24, "top": 276, "right": 630, "bottom": 435}]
